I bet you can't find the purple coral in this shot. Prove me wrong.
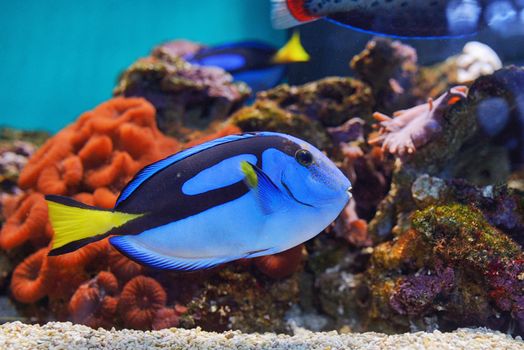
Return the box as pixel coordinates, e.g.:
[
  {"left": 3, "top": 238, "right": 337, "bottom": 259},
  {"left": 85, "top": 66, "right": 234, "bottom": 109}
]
[
  {"left": 390, "top": 267, "right": 455, "bottom": 316},
  {"left": 153, "top": 40, "right": 203, "bottom": 58},
  {"left": 486, "top": 259, "right": 524, "bottom": 331},
  {"left": 369, "top": 86, "right": 468, "bottom": 156},
  {"left": 327, "top": 118, "right": 365, "bottom": 145}
]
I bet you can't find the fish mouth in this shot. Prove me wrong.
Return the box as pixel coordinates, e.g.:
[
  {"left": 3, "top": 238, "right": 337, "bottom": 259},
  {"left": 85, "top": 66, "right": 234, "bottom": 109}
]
[{"left": 281, "top": 176, "right": 314, "bottom": 208}]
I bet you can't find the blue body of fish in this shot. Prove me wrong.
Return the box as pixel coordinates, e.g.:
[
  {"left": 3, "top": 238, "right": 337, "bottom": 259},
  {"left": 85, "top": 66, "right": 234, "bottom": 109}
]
[
  {"left": 185, "top": 42, "right": 285, "bottom": 93},
  {"left": 46, "top": 132, "right": 351, "bottom": 271}
]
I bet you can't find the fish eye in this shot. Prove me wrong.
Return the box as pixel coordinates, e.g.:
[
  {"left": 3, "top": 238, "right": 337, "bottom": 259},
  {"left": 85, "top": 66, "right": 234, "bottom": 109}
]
[{"left": 295, "top": 149, "right": 313, "bottom": 167}]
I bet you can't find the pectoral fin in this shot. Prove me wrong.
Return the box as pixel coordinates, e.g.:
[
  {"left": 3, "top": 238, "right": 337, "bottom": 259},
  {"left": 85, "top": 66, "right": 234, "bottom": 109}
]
[{"left": 240, "top": 161, "right": 286, "bottom": 215}]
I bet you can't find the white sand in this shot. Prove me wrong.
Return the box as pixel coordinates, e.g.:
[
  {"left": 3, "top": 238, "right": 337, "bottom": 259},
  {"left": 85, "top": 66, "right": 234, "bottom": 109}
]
[{"left": 0, "top": 321, "right": 523, "bottom": 350}]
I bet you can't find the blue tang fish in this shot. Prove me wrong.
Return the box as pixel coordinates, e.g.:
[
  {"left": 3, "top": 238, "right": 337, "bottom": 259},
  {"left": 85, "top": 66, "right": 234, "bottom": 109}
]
[
  {"left": 185, "top": 31, "right": 309, "bottom": 93},
  {"left": 272, "top": 0, "right": 524, "bottom": 38},
  {"left": 46, "top": 132, "right": 351, "bottom": 271}
]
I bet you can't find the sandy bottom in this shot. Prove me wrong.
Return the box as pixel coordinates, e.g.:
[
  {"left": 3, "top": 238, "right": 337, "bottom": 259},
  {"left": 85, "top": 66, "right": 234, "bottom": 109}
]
[{"left": 0, "top": 322, "right": 523, "bottom": 350}]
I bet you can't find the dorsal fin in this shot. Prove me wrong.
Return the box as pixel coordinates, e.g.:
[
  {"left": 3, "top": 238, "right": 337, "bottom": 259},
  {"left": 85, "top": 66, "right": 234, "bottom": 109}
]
[{"left": 115, "top": 132, "right": 276, "bottom": 207}]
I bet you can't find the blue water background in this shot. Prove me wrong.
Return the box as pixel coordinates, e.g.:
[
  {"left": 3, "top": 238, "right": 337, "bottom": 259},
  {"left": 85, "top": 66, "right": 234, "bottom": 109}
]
[{"left": 0, "top": 0, "right": 285, "bottom": 132}]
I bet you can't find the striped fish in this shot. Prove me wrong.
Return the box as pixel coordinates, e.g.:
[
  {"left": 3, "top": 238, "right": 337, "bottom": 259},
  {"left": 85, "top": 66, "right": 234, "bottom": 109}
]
[
  {"left": 272, "top": 0, "right": 524, "bottom": 38},
  {"left": 46, "top": 132, "right": 351, "bottom": 271},
  {"left": 186, "top": 31, "right": 310, "bottom": 93}
]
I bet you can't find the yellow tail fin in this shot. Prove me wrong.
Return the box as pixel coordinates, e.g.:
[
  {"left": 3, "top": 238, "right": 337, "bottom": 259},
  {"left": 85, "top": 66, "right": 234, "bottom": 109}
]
[
  {"left": 46, "top": 195, "right": 143, "bottom": 255},
  {"left": 272, "top": 30, "right": 310, "bottom": 64}
]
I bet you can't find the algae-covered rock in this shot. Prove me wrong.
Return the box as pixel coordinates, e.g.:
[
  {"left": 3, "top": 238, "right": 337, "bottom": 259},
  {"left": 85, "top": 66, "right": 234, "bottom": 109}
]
[
  {"left": 230, "top": 100, "right": 331, "bottom": 149},
  {"left": 351, "top": 38, "right": 418, "bottom": 113},
  {"left": 256, "top": 77, "right": 374, "bottom": 127},
  {"left": 182, "top": 267, "right": 300, "bottom": 333},
  {"left": 0, "top": 128, "right": 49, "bottom": 148},
  {"left": 368, "top": 84, "right": 479, "bottom": 242},
  {"left": 364, "top": 200, "right": 524, "bottom": 335},
  {"left": 114, "top": 43, "right": 250, "bottom": 141}
]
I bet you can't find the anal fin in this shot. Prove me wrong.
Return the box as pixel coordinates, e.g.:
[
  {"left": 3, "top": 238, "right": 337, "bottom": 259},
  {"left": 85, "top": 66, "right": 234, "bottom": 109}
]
[{"left": 109, "top": 236, "right": 238, "bottom": 271}]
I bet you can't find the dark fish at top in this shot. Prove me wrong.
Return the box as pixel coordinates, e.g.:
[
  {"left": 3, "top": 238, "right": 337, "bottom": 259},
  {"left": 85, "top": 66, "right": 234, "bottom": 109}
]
[
  {"left": 272, "top": 0, "right": 524, "bottom": 38},
  {"left": 185, "top": 31, "right": 309, "bottom": 93}
]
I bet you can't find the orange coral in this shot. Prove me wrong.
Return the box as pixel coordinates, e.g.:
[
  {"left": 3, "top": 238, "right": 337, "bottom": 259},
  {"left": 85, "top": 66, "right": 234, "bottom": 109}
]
[
  {"left": 10, "top": 247, "right": 49, "bottom": 303},
  {"left": 0, "top": 193, "right": 48, "bottom": 250},
  {"left": 17, "top": 130, "right": 74, "bottom": 189},
  {"left": 0, "top": 97, "right": 180, "bottom": 251},
  {"left": 93, "top": 187, "right": 117, "bottom": 209},
  {"left": 69, "top": 271, "right": 119, "bottom": 328},
  {"left": 152, "top": 307, "right": 180, "bottom": 330},
  {"left": 48, "top": 238, "right": 109, "bottom": 269},
  {"left": 254, "top": 245, "right": 304, "bottom": 279},
  {"left": 108, "top": 247, "right": 145, "bottom": 282},
  {"left": 119, "top": 276, "right": 167, "bottom": 330}
]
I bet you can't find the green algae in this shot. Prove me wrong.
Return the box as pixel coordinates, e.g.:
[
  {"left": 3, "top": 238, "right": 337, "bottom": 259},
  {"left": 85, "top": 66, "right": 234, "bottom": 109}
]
[
  {"left": 230, "top": 100, "right": 331, "bottom": 149},
  {"left": 181, "top": 267, "right": 300, "bottom": 333},
  {"left": 412, "top": 203, "right": 521, "bottom": 265}
]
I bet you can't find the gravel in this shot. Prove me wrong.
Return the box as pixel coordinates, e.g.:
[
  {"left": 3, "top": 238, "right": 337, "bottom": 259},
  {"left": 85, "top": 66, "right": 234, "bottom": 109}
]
[{"left": 0, "top": 322, "right": 523, "bottom": 350}]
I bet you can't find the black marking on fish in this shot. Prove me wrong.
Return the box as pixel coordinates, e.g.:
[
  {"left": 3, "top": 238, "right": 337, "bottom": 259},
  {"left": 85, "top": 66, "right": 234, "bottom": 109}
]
[{"left": 49, "top": 235, "right": 107, "bottom": 256}]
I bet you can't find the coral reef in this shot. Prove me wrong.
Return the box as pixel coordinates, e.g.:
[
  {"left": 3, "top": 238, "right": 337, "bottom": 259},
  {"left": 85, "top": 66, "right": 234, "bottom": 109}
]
[
  {"left": 312, "top": 54, "right": 524, "bottom": 336},
  {"left": 114, "top": 42, "right": 250, "bottom": 141},
  {"left": 2, "top": 35, "right": 524, "bottom": 337},
  {"left": 182, "top": 266, "right": 300, "bottom": 333},
  {"left": 0, "top": 142, "right": 35, "bottom": 195},
  {"left": 230, "top": 100, "right": 331, "bottom": 149},
  {"left": 367, "top": 199, "right": 524, "bottom": 333},
  {"left": 353, "top": 66, "right": 523, "bottom": 333},
  {"left": 0, "top": 96, "right": 301, "bottom": 332},
  {"left": 256, "top": 77, "right": 374, "bottom": 127}
]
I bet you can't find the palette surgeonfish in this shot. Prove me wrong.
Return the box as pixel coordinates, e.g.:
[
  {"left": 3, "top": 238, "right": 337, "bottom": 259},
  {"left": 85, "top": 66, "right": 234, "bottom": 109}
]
[
  {"left": 185, "top": 31, "right": 309, "bottom": 93},
  {"left": 271, "top": 0, "right": 524, "bottom": 38},
  {"left": 46, "top": 132, "right": 351, "bottom": 271}
]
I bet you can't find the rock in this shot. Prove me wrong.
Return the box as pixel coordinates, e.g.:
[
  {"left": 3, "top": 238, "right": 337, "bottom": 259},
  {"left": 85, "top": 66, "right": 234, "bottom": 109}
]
[
  {"left": 114, "top": 43, "right": 250, "bottom": 141},
  {"left": 256, "top": 77, "right": 374, "bottom": 127},
  {"left": 351, "top": 38, "right": 418, "bottom": 113}
]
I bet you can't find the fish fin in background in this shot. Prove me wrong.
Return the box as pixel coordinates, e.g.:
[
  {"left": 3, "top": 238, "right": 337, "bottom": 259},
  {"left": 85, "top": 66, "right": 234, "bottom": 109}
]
[
  {"left": 110, "top": 235, "right": 238, "bottom": 271},
  {"left": 46, "top": 195, "right": 143, "bottom": 256},
  {"left": 272, "top": 30, "right": 310, "bottom": 64},
  {"left": 271, "top": 0, "right": 319, "bottom": 29},
  {"left": 240, "top": 161, "right": 286, "bottom": 215}
]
